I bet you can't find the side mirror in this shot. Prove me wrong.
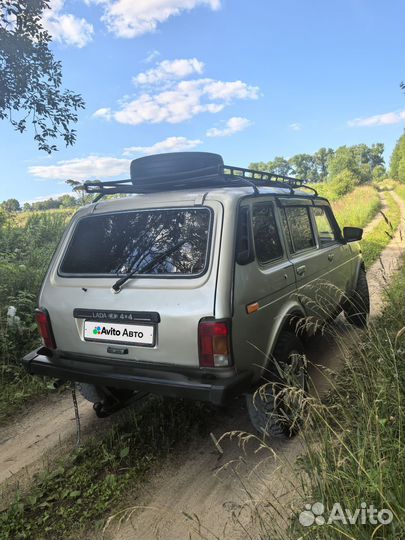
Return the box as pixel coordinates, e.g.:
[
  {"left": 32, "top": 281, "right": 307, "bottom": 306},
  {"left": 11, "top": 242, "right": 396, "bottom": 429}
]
[{"left": 343, "top": 226, "right": 363, "bottom": 242}]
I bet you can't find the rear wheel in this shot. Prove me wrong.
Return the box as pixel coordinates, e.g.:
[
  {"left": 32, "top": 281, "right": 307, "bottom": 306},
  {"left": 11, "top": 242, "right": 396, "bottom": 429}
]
[
  {"left": 246, "top": 331, "right": 308, "bottom": 438},
  {"left": 344, "top": 266, "right": 370, "bottom": 328}
]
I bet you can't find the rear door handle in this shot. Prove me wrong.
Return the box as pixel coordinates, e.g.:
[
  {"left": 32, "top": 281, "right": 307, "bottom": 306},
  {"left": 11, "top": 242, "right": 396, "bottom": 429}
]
[
  {"left": 328, "top": 253, "right": 334, "bottom": 261},
  {"left": 296, "top": 265, "right": 306, "bottom": 276}
]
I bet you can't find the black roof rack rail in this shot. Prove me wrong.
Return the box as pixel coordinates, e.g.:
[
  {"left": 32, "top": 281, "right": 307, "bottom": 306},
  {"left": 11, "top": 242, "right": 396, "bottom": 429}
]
[
  {"left": 223, "top": 165, "right": 318, "bottom": 196},
  {"left": 82, "top": 154, "right": 318, "bottom": 202}
]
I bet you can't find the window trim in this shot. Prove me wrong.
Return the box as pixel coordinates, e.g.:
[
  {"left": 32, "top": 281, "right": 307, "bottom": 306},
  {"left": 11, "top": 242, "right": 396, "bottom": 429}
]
[
  {"left": 252, "top": 200, "right": 285, "bottom": 266},
  {"left": 282, "top": 205, "right": 317, "bottom": 254},
  {"left": 57, "top": 206, "right": 214, "bottom": 280}
]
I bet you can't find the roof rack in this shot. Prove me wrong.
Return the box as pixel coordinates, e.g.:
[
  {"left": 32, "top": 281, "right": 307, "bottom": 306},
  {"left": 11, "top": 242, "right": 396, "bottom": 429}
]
[
  {"left": 222, "top": 165, "right": 318, "bottom": 196},
  {"left": 82, "top": 153, "right": 318, "bottom": 202}
]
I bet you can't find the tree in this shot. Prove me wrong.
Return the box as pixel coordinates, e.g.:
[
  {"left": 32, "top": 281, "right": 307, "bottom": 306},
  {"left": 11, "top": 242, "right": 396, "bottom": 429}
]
[
  {"left": 267, "top": 156, "right": 292, "bottom": 176},
  {"left": 372, "top": 165, "right": 386, "bottom": 182},
  {"left": 288, "top": 153, "right": 316, "bottom": 181},
  {"left": 369, "top": 143, "right": 385, "bottom": 171},
  {"left": 328, "top": 146, "right": 364, "bottom": 182},
  {"left": 314, "top": 147, "right": 334, "bottom": 182},
  {"left": 0, "top": 1, "right": 85, "bottom": 153},
  {"left": 1, "top": 197, "right": 21, "bottom": 212},
  {"left": 390, "top": 133, "right": 405, "bottom": 182},
  {"left": 58, "top": 194, "right": 76, "bottom": 208}
]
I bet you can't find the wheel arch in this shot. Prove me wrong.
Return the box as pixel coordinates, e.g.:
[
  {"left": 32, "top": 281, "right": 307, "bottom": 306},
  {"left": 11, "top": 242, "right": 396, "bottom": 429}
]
[{"left": 258, "top": 300, "right": 306, "bottom": 378}]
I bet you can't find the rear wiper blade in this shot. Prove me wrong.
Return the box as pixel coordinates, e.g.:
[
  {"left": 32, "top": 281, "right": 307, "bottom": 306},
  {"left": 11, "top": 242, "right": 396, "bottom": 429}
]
[{"left": 112, "top": 240, "right": 187, "bottom": 293}]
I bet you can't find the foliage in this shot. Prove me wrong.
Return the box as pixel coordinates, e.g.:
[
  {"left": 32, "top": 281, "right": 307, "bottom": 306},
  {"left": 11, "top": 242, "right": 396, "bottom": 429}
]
[
  {"left": 389, "top": 132, "right": 405, "bottom": 182},
  {"left": 327, "top": 169, "right": 360, "bottom": 197},
  {"left": 331, "top": 185, "right": 381, "bottom": 229},
  {"left": 0, "top": 0, "right": 85, "bottom": 153},
  {"left": 1, "top": 197, "right": 21, "bottom": 212},
  {"left": 290, "top": 263, "right": 405, "bottom": 540},
  {"left": 361, "top": 191, "right": 401, "bottom": 267},
  {"left": 327, "top": 143, "right": 385, "bottom": 184},
  {"left": 250, "top": 143, "right": 385, "bottom": 184},
  {"left": 0, "top": 210, "right": 71, "bottom": 421},
  {"left": 0, "top": 396, "right": 212, "bottom": 539}
]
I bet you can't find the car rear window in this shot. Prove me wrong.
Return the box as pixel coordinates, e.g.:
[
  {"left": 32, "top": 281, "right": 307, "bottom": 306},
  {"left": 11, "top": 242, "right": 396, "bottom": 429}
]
[{"left": 60, "top": 208, "right": 212, "bottom": 277}]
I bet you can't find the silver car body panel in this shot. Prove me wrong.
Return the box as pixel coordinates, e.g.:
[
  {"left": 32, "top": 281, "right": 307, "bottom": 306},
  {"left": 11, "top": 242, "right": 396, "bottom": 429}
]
[{"left": 37, "top": 185, "right": 363, "bottom": 385}]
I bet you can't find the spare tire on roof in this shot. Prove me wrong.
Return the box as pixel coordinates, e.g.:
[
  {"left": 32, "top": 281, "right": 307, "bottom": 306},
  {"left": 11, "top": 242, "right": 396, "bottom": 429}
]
[{"left": 130, "top": 152, "right": 226, "bottom": 192}]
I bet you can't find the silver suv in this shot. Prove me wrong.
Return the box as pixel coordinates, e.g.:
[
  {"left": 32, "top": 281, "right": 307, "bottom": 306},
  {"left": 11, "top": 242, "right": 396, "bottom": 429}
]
[{"left": 22, "top": 152, "right": 369, "bottom": 436}]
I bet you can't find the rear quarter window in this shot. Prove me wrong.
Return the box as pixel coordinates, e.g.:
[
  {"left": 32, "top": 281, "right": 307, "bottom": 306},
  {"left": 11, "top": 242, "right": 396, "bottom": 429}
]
[
  {"left": 59, "top": 207, "right": 212, "bottom": 277},
  {"left": 252, "top": 202, "right": 283, "bottom": 264}
]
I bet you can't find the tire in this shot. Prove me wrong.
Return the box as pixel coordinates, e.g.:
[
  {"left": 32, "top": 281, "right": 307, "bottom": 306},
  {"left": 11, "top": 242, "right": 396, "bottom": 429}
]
[
  {"left": 246, "top": 331, "right": 307, "bottom": 438},
  {"left": 345, "top": 266, "right": 370, "bottom": 328}
]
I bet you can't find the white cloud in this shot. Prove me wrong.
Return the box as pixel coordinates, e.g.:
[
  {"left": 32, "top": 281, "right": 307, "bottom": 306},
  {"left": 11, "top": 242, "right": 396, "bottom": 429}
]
[
  {"left": 29, "top": 156, "right": 130, "bottom": 181},
  {"left": 123, "top": 136, "right": 202, "bottom": 156},
  {"left": 289, "top": 122, "right": 302, "bottom": 131},
  {"left": 348, "top": 110, "right": 405, "bottom": 127},
  {"left": 95, "top": 78, "right": 260, "bottom": 125},
  {"left": 206, "top": 116, "right": 252, "bottom": 137},
  {"left": 87, "top": 0, "right": 221, "bottom": 39},
  {"left": 43, "top": 0, "right": 94, "bottom": 48},
  {"left": 143, "top": 50, "right": 161, "bottom": 63},
  {"left": 134, "top": 58, "right": 204, "bottom": 85},
  {"left": 93, "top": 107, "right": 113, "bottom": 120}
]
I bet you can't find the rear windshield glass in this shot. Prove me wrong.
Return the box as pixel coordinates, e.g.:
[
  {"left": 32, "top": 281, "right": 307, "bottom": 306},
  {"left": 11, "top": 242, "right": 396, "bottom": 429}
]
[{"left": 60, "top": 208, "right": 212, "bottom": 277}]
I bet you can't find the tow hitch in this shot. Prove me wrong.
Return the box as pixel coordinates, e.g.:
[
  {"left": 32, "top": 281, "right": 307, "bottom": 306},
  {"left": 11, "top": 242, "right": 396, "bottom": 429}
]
[{"left": 93, "top": 389, "right": 148, "bottom": 418}]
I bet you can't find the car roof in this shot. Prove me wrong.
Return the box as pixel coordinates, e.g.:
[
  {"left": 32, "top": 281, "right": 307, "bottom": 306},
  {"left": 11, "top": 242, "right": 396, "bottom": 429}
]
[{"left": 82, "top": 185, "right": 327, "bottom": 216}]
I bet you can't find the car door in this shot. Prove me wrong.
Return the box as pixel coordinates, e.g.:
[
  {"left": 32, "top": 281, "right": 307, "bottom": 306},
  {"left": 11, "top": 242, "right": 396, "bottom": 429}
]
[
  {"left": 232, "top": 198, "right": 297, "bottom": 376},
  {"left": 310, "top": 202, "right": 354, "bottom": 309},
  {"left": 278, "top": 199, "right": 333, "bottom": 321}
]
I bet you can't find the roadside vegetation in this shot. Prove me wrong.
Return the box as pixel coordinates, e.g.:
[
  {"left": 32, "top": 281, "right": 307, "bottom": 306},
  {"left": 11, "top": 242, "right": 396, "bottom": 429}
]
[
  {"left": 361, "top": 191, "right": 401, "bottom": 268},
  {"left": 0, "top": 396, "right": 212, "bottom": 540},
  {"left": 289, "top": 262, "right": 405, "bottom": 540},
  {"left": 330, "top": 185, "right": 381, "bottom": 228},
  {"left": 0, "top": 211, "right": 73, "bottom": 422}
]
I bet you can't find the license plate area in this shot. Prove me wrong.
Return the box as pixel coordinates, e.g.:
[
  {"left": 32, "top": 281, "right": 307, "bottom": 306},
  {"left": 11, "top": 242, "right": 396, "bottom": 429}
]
[{"left": 83, "top": 320, "right": 156, "bottom": 347}]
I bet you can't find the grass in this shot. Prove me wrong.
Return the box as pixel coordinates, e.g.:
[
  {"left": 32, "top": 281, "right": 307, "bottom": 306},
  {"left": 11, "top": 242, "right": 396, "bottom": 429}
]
[
  {"left": 330, "top": 185, "right": 381, "bottom": 229},
  {"left": 288, "top": 262, "right": 405, "bottom": 540},
  {"left": 361, "top": 190, "right": 401, "bottom": 268},
  {"left": 0, "top": 396, "right": 213, "bottom": 540},
  {"left": 395, "top": 183, "right": 405, "bottom": 200},
  {"left": 0, "top": 211, "right": 71, "bottom": 423}
]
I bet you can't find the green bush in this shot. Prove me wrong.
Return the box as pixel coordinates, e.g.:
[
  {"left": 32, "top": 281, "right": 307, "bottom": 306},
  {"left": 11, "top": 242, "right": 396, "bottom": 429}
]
[{"left": 328, "top": 169, "right": 360, "bottom": 197}]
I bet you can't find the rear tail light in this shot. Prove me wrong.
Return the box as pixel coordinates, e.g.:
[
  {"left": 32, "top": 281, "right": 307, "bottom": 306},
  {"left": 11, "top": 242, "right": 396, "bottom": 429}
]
[
  {"left": 198, "top": 320, "right": 232, "bottom": 367},
  {"left": 35, "top": 308, "right": 56, "bottom": 350}
]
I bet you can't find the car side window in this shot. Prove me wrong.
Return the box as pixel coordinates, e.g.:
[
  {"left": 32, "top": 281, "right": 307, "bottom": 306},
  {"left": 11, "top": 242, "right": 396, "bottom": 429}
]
[
  {"left": 252, "top": 202, "right": 283, "bottom": 264},
  {"left": 284, "top": 206, "right": 316, "bottom": 252},
  {"left": 313, "top": 206, "right": 337, "bottom": 245}
]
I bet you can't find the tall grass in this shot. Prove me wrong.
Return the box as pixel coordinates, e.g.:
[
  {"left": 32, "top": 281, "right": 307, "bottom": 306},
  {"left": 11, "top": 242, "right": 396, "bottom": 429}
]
[
  {"left": 361, "top": 191, "right": 401, "bottom": 268},
  {"left": 288, "top": 264, "right": 405, "bottom": 540},
  {"left": 330, "top": 185, "right": 381, "bottom": 229},
  {"left": 0, "top": 211, "right": 72, "bottom": 422}
]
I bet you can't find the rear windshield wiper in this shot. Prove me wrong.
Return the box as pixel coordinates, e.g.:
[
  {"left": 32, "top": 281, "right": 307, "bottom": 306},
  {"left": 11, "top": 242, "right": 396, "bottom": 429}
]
[{"left": 112, "top": 240, "right": 187, "bottom": 293}]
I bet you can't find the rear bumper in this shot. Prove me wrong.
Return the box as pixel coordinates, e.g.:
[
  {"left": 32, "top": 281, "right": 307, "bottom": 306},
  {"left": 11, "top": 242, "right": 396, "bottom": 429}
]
[{"left": 22, "top": 348, "right": 252, "bottom": 406}]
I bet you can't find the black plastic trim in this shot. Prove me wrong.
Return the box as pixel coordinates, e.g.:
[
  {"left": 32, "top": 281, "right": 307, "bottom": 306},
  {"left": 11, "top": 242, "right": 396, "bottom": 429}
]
[{"left": 21, "top": 348, "right": 252, "bottom": 406}]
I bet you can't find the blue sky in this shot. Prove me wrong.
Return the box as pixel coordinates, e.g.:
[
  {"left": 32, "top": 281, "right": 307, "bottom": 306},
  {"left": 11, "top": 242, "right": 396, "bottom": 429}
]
[{"left": 1, "top": 0, "right": 404, "bottom": 203}]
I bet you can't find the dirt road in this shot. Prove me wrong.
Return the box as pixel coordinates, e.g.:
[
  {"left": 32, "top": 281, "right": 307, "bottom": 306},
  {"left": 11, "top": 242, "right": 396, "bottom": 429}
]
[{"left": 0, "top": 192, "right": 403, "bottom": 539}]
